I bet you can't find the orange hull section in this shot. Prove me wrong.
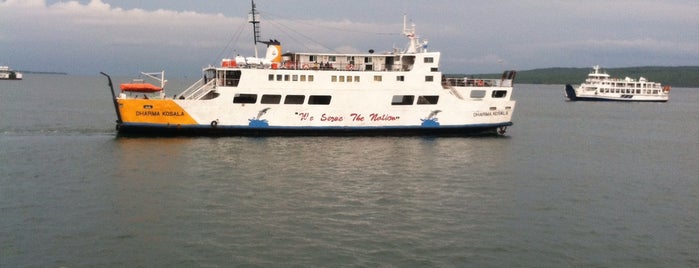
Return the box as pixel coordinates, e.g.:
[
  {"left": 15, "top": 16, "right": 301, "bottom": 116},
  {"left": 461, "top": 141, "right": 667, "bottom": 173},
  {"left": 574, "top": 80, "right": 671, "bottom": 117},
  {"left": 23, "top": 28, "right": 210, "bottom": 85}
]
[{"left": 117, "top": 99, "right": 198, "bottom": 125}]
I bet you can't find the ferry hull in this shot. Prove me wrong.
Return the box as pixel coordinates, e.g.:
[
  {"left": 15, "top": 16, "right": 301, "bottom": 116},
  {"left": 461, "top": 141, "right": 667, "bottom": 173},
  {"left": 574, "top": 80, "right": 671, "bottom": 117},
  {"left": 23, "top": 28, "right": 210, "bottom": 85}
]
[
  {"left": 116, "top": 122, "right": 513, "bottom": 137},
  {"left": 102, "top": 6, "right": 519, "bottom": 138}
]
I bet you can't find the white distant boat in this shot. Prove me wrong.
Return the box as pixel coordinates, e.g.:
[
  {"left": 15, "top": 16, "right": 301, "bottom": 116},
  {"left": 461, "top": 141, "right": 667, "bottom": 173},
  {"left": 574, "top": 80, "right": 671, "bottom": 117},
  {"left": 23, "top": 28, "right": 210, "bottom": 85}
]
[
  {"left": 0, "top": 65, "right": 22, "bottom": 80},
  {"left": 102, "top": 1, "right": 517, "bottom": 136},
  {"left": 565, "top": 65, "right": 670, "bottom": 102}
]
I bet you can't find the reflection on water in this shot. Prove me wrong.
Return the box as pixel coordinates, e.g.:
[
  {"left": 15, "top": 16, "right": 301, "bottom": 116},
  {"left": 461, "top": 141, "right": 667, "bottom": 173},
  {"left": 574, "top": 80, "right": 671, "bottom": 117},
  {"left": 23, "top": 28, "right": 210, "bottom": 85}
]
[{"left": 105, "top": 136, "right": 518, "bottom": 266}]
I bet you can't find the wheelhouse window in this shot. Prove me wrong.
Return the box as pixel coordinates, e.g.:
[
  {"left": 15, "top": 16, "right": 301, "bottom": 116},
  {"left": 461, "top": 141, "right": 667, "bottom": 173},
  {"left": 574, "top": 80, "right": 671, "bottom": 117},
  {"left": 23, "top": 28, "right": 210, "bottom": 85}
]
[
  {"left": 417, "top": 95, "right": 439, "bottom": 105},
  {"left": 424, "top": 57, "right": 434, "bottom": 63},
  {"left": 284, "top": 95, "right": 305, "bottom": 104},
  {"left": 396, "top": 76, "right": 405, "bottom": 82},
  {"left": 261, "top": 94, "right": 281, "bottom": 104},
  {"left": 220, "top": 70, "right": 242, "bottom": 87},
  {"left": 391, "top": 95, "right": 414, "bottom": 105},
  {"left": 308, "top": 95, "right": 332, "bottom": 105},
  {"left": 425, "top": 76, "right": 434, "bottom": 82},
  {"left": 233, "top": 93, "right": 257, "bottom": 104},
  {"left": 470, "top": 90, "right": 486, "bottom": 98},
  {"left": 492, "top": 90, "right": 508, "bottom": 98}
]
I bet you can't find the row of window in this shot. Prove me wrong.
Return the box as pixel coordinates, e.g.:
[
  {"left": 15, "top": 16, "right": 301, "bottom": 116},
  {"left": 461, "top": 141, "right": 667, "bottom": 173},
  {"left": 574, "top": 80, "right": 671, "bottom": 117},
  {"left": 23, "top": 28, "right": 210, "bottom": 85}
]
[
  {"left": 470, "top": 90, "right": 508, "bottom": 98},
  {"left": 599, "top": 88, "right": 659, "bottom": 94},
  {"left": 391, "top": 95, "right": 439, "bottom": 105},
  {"left": 304, "top": 55, "right": 434, "bottom": 64},
  {"left": 390, "top": 75, "right": 435, "bottom": 82},
  {"left": 599, "top": 82, "right": 658, "bottom": 88},
  {"left": 332, "top": 75, "right": 361, "bottom": 82},
  {"left": 232, "top": 94, "right": 442, "bottom": 105},
  {"left": 232, "top": 90, "right": 507, "bottom": 106},
  {"left": 267, "top": 73, "right": 437, "bottom": 83},
  {"left": 268, "top": 74, "right": 315, "bottom": 82},
  {"left": 234, "top": 93, "right": 330, "bottom": 105},
  {"left": 308, "top": 55, "right": 373, "bottom": 63}
]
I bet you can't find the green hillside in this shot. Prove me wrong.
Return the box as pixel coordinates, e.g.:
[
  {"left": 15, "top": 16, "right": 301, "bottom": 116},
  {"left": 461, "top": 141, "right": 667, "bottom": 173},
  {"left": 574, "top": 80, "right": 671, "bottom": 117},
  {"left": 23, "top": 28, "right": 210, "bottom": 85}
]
[{"left": 461, "top": 66, "right": 699, "bottom": 87}]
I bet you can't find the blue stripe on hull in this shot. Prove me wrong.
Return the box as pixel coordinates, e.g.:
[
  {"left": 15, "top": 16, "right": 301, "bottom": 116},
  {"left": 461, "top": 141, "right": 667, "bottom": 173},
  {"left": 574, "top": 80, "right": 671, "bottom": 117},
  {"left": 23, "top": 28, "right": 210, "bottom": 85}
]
[
  {"left": 116, "top": 122, "right": 513, "bottom": 137},
  {"left": 567, "top": 97, "right": 668, "bottom": 102}
]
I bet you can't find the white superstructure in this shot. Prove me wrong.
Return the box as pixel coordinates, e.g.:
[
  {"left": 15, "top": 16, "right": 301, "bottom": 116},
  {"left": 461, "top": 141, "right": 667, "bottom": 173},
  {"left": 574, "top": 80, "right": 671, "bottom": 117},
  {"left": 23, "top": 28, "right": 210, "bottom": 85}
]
[{"left": 565, "top": 65, "right": 670, "bottom": 102}]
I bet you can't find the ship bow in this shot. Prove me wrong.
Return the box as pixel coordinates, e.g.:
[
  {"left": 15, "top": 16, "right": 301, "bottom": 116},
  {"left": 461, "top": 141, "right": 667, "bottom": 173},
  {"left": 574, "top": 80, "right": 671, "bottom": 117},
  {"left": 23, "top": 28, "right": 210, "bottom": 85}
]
[{"left": 565, "top": 84, "right": 578, "bottom": 101}]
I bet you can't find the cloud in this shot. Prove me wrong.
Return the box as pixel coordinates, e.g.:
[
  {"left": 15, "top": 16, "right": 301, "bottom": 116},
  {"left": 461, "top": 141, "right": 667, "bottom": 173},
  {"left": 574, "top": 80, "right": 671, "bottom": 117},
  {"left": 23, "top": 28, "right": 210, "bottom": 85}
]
[
  {"left": 0, "top": 1, "right": 243, "bottom": 73},
  {"left": 0, "top": 0, "right": 403, "bottom": 74},
  {"left": 0, "top": 0, "right": 697, "bottom": 75}
]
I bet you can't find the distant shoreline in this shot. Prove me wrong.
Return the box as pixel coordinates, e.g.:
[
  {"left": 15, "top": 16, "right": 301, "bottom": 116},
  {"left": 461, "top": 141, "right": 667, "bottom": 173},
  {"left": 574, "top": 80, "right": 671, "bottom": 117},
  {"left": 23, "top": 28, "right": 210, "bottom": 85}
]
[{"left": 17, "top": 71, "right": 68, "bottom": 75}]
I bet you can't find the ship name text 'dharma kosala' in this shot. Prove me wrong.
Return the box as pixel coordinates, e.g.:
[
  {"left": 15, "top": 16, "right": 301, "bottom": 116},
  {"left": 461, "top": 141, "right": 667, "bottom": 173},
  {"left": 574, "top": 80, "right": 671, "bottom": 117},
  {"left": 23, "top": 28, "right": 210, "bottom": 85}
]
[{"left": 102, "top": 1, "right": 517, "bottom": 136}]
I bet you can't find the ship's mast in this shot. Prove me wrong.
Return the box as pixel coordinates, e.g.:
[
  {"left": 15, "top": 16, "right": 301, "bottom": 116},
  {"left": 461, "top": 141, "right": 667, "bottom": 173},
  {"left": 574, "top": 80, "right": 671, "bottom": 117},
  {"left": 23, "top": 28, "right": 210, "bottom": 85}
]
[
  {"left": 402, "top": 14, "right": 427, "bottom": 53},
  {"left": 249, "top": 0, "right": 261, "bottom": 58},
  {"left": 403, "top": 15, "right": 416, "bottom": 53}
]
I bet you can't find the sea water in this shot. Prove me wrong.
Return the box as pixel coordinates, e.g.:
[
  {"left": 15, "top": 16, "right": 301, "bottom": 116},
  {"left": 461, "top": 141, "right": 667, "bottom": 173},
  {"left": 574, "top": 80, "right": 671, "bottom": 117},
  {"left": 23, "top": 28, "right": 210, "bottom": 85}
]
[{"left": 1, "top": 74, "right": 697, "bottom": 267}]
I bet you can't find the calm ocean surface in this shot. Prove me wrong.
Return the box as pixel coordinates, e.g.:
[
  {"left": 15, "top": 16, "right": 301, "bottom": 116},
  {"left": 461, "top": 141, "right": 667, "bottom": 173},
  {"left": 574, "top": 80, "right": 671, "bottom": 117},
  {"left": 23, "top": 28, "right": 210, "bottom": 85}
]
[{"left": 1, "top": 74, "right": 697, "bottom": 267}]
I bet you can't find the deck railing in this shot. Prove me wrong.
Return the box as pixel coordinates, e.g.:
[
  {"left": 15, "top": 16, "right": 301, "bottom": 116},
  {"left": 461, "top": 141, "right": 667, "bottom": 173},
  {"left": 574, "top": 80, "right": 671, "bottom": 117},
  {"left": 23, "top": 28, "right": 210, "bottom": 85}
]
[{"left": 232, "top": 61, "right": 404, "bottom": 72}]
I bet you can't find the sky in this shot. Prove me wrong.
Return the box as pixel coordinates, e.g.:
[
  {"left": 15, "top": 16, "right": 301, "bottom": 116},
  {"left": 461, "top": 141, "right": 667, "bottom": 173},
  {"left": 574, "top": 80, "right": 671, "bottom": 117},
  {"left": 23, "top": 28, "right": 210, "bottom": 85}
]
[{"left": 1, "top": 0, "right": 698, "bottom": 76}]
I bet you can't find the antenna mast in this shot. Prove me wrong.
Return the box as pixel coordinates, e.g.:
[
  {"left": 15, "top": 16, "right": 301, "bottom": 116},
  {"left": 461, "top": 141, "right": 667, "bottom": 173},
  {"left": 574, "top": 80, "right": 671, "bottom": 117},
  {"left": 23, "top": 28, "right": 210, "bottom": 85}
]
[
  {"left": 403, "top": 14, "right": 417, "bottom": 53},
  {"left": 248, "top": 0, "right": 262, "bottom": 58}
]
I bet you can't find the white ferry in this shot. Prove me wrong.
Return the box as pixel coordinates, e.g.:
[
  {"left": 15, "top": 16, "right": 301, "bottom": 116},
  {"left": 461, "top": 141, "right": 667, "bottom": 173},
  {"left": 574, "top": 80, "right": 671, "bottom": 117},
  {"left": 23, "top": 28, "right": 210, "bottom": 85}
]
[
  {"left": 565, "top": 65, "right": 670, "bottom": 102},
  {"left": 0, "top": 65, "right": 22, "bottom": 80},
  {"left": 102, "top": 2, "right": 517, "bottom": 136}
]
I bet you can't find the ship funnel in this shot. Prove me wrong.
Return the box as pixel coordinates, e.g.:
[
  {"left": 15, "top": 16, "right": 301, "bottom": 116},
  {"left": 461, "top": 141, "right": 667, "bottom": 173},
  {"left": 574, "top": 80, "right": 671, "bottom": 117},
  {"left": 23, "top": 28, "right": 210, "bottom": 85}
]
[{"left": 264, "top": 40, "right": 282, "bottom": 63}]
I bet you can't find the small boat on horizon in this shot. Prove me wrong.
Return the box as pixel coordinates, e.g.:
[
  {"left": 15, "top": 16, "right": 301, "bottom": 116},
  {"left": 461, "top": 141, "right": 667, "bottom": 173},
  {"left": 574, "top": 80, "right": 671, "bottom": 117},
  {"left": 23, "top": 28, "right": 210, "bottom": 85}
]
[
  {"left": 565, "top": 65, "right": 669, "bottom": 102},
  {"left": 0, "top": 65, "right": 22, "bottom": 80}
]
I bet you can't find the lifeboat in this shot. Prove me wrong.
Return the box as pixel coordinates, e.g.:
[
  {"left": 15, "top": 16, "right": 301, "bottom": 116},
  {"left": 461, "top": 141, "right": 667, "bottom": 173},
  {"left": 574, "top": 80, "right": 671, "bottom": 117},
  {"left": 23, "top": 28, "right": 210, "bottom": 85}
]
[
  {"left": 120, "top": 71, "right": 167, "bottom": 92},
  {"left": 120, "top": 83, "right": 162, "bottom": 92}
]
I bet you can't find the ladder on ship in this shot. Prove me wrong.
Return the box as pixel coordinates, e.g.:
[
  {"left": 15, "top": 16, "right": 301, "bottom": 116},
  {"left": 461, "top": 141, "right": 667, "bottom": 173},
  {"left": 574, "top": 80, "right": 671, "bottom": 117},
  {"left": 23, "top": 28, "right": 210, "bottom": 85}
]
[{"left": 178, "top": 78, "right": 217, "bottom": 100}]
